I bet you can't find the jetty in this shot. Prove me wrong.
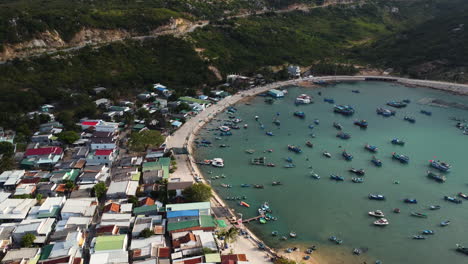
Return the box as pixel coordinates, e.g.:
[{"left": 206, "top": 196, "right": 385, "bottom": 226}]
[{"left": 242, "top": 214, "right": 265, "bottom": 223}]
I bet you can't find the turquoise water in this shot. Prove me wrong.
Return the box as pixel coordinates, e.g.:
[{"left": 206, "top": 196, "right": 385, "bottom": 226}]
[{"left": 194, "top": 81, "right": 468, "bottom": 264}]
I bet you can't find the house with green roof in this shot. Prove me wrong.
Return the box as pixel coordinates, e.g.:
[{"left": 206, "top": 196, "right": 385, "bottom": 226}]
[
  {"left": 93, "top": 234, "right": 128, "bottom": 252},
  {"left": 49, "top": 169, "right": 80, "bottom": 183},
  {"left": 142, "top": 157, "right": 170, "bottom": 179},
  {"left": 204, "top": 253, "right": 221, "bottom": 263},
  {"left": 166, "top": 215, "right": 216, "bottom": 233},
  {"left": 133, "top": 204, "right": 159, "bottom": 216}
]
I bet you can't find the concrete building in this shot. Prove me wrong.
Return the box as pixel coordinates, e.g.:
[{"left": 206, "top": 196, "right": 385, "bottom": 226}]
[
  {"left": 60, "top": 198, "right": 97, "bottom": 220},
  {"left": 0, "top": 199, "right": 36, "bottom": 221}
]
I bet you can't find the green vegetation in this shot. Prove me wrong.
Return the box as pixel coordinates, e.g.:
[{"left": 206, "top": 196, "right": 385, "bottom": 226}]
[
  {"left": 183, "top": 183, "right": 212, "bottom": 202},
  {"left": 93, "top": 182, "right": 107, "bottom": 199},
  {"left": 57, "top": 131, "right": 80, "bottom": 144},
  {"left": 274, "top": 258, "right": 297, "bottom": 264},
  {"left": 139, "top": 228, "right": 155, "bottom": 238},
  {"left": 129, "top": 130, "right": 165, "bottom": 152},
  {"left": 21, "top": 233, "right": 36, "bottom": 247},
  {"left": 0, "top": 142, "right": 15, "bottom": 172},
  {"left": 219, "top": 227, "right": 239, "bottom": 245}
]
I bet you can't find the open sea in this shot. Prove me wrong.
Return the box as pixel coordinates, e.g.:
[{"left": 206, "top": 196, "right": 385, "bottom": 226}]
[{"left": 194, "top": 81, "right": 468, "bottom": 264}]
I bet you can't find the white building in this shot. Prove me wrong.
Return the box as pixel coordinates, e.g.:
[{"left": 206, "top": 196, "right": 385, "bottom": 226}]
[
  {"left": 86, "top": 149, "right": 115, "bottom": 166},
  {"left": 80, "top": 120, "right": 119, "bottom": 132},
  {"left": 60, "top": 198, "right": 97, "bottom": 220},
  {"left": 12, "top": 218, "right": 55, "bottom": 244},
  {"left": 0, "top": 170, "right": 24, "bottom": 187},
  {"left": 106, "top": 181, "right": 138, "bottom": 199},
  {"left": 0, "top": 199, "right": 36, "bottom": 221}
]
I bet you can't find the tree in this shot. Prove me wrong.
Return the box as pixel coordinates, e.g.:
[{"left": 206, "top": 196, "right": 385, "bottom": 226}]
[
  {"left": 64, "top": 180, "right": 76, "bottom": 192},
  {"left": 175, "top": 102, "right": 191, "bottom": 113},
  {"left": 129, "top": 130, "right": 165, "bottom": 152},
  {"left": 182, "top": 183, "right": 212, "bottom": 202},
  {"left": 128, "top": 196, "right": 139, "bottom": 207},
  {"left": 139, "top": 228, "right": 154, "bottom": 238},
  {"left": 93, "top": 182, "right": 107, "bottom": 199},
  {"left": 35, "top": 193, "right": 43, "bottom": 202},
  {"left": 274, "top": 257, "right": 296, "bottom": 264},
  {"left": 0, "top": 142, "right": 14, "bottom": 157},
  {"left": 221, "top": 227, "right": 238, "bottom": 244},
  {"left": 57, "top": 131, "right": 80, "bottom": 144},
  {"left": 21, "top": 233, "right": 36, "bottom": 247}
]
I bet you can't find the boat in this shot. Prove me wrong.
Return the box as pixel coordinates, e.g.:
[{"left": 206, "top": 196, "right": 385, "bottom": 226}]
[
  {"left": 392, "top": 152, "right": 409, "bottom": 163},
  {"left": 411, "top": 212, "right": 427, "bottom": 218},
  {"left": 308, "top": 124, "right": 315, "bottom": 129},
  {"left": 227, "top": 106, "right": 237, "bottom": 113},
  {"left": 404, "top": 198, "right": 418, "bottom": 204},
  {"left": 323, "top": 152, "right": 332, "bottom": 158},
  {"left": 284, "top": 163, "right": 296, "bottom": 169},
  {"left": 368, "top": 210, "right": 385, "bottom": 217},
  {"left": 429, "top": 160, "right": 451, "bottom": 172},
  {"left": 329, "top": 236, "right": 343, "bottom": 244},
  {"left": 422, "top": 230, "right": 434, "bottom": 235},
  {"left": 219, "top": 126, "right": 231, "bottom": 132},
  {"left": 444, "top": 196, "right": 462, "bottom": 204},
  {"left": 273, "top": 119, "right": 281, "bottom": 126},
  {"left": 336, "top": 132, "right": 351, "bottom": 140},
  {"left": 352, "top": 177, "right": 364, "bottom": 183},
  {"left": 220, "top": 131, "right": 232, "bottom": 136},
  {"left": 230, "top": 125, "right": 240, "bottom": 129},
  {"left": 245, "top": 149, "right": 255, "bottom": 154},
  {"left": 458, "top": 192, "right": 468, "bottom": 199},
  {"left": 404, "top": 116, "right": 416, "bottom": 123},
  {"left": 289, "top": 232, "right": 297, "bottom": 238},
  {"left": 241, "top": 184, "right": 251, "bottom": 188},
  {"left": 365, "top": 144, "right": 378, "bottom": 153},
  {"left": 376, "top": 107, "right": 396, "bottom": 117},
  {"left": 393, "top": 208, "right": 401, "bottom": 213},
  {"left": 310, "top": 171, "right": 320, "bottom": 179},
  {"left": 330, "top": 174, "right": 344, "bottom": 181},
  {"left": 352, "top": 90, "right": 360, "bottom": 93},
  {"left": 403, "top": 99, "right": 411, "bottom": 103},
  {"left": 259, "top": 218, "right": 267, "bottom": 224},
  {"left": 285, "top": 157, "right": 293, "bottom": 163},
  {"left": 412, "top": 235, "right": 426, "bottom": 240},
  {"left": 333, "top": 122, "right": 343, "bottom": 130},
  {"left": 387, "top": 101, "right": 407, "bottom": 108},
  {"left": 324, "top": 98, "right": 335, "bottom": 104},
  {"left": 287, "top": 145, "right": 302, "bottom": 153},
  {"left": 211, "top": 158, "right": 225, "bottom": 167},
  {"left": 342, "top": 150, "right": 353, "bottom": 161},
  {"left": 368, "top": 194, "right": 385, "bottom": 200},
  {"left": 266, "top": 131, "right": 274, "bottom": 136},
  {"left": 240, "top": 201, "right": 250, "bottom": 207},
  {"left": 272, "top": 181, "right": 282, "bottom": 186},
  {"left": 295, "top": 94, "right": 312, "bottom": 104},
  {"left": 440, "top": 220, "right": 450, "bottom": 226},
  {"left": 272, "top": 231, "right": 278, "bottom": 236},
  {"left": 254, "top": 185, "right": 264, "bottom": 189},
  {"left": 371, "top": 156, "right": 383, "bottom": 167},
  {"left": 354, "top": 119, "right": 368, "bottom": 128},
  {"left": 303, "top": 256, "right": 311, "bottom": 260},
  {"left": 266, "top": 163, "right": 276, "bottom": 167},
  {"left": 294, "top": 111, "right": 305, "bottom": 118},
  {"left": 420, "top": 110, "right": 432, "bottom": 116},
  {"left": 429, "top": 205, "right": 441, "bottom": 210},
  {"left": 219, "top": 144, "right": 228, "bottom": 148},
  {"left": 391, "top": 138, "right": 405, "bottom": 145},
  {"left": 349, "top": 168, "right": 365, "bottom": 175},
  {"left": 314, "top": 119, "right": 320, "bottom": 125},
  {"left": 334, "top": 105, "right": 355, "bottom": 116},
  {"left": 306, "top": 141, "right": 313, "bottom": 148},
  {"left": 251, "top": 157, "right": 266, "bottom": 166},
  {"left": 220, "top": 183, "right": 232, "bottom": 188},
  {"left": 456, "top": 244, "right": 468, "bottom": 255},
  {"left": 427, "top": 171, "right": 446, "bottom": 183},
  {"left": 244, "top": 124, "right": 248, "bottom": 129},
  {"left": 374, "top": 218, "right": 389, "bottom": 226},
  {"left": 233, "top": 118, "right": 242, "bottom": 123}
]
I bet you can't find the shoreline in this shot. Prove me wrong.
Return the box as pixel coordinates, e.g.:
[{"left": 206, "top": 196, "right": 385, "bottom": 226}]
[{"left": 166, "top": 75, "right": 468, "bottom": 263}]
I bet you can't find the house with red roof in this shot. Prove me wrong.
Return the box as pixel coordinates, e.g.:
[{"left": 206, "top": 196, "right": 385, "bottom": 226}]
[
  {"left": 80, "top": 119, "right": 119, "bottom": 132},
  {"left": 21, "top": 147, "right": 64, "bottom": 169},
  {"left": 86, "top": 149, "right": 115, "bottom": 166}
]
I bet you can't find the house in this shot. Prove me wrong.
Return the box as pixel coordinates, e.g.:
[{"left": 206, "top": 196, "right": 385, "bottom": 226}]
[
  {"left": 13, "top": 183, "right": 36, "bottom": 197},
  {"left": 30, "top": 134, "right": 53, "bottom": 145},
  {"left": 91, "top": 234, "right": 128, "bottom": 254},
  {"left": 167, "top": 181, "right": 193, "bottom": 197},
  {"left": 166, "top": 202, "right": 211, "bottom": 215},
  {"left": 287, "top": 65, "right": 301, "bottom": 78},
  {"left": 267, "top": 89, "right": 284, "bottom": 98},
  {"left": 96, "top": 225, "right": 120, "bottom": 236},
  {"left": 100, "top": 213, "right": 134, "bottom": 232},
  {"left": 56, "top": 217, "right": 92, "bottom": 231},
  {"left": 0, "top": 170, "right": 25, "bottom": 188},
  {"left": 12, "top": 218, "right": 55, "bottom": 244},
  {"left": 49, "top": 169, "right": 80, "bottom": 183},
  {"left": 90, "top": 136, "right": 116, "bottom": 150},
  {"left": 60, "top": 198, "right": 97, "bottom": 220},
  {"left": 103, "top": 203, "right": 120, "bottom": 214},
  {"left": 115, "top": 156, "right": 143, "bottom": 168},
  {"left": 154, "top": 83, "right": 171, "bottom": 97},
  {"left": 21, "top": 147, "right": 64, "bottom": 169},
  {"left": 80, "top": 120, "right": 119, "bottom": 132},
  {"left": 111, "top": 167, "right": 140, "bottom": 182},
  {"left": 221, "top": 254, "right": 249, "bottom": 264},
  {"left": 40, "top": 104, "right": 55, "bottom": 113},
  {"left": 142, "top": 158, "right": 170, "bottom": 180},
  {"left": 171, "top": 120, "right": 183, "bottom": 128},
  {"left": 86, "top": 149, "right": 115, "bottom": 166},
  {"left": 1, "top": 248, "right": 41, "bottom": 264},
  {"left": 172, "top": 256, "right": 204, "bottom": 264},
  {"left": 120, "top": 203, "right": 133, "bottom": 214},
  {"left": 0, "top": 199, "right": 36, "bottom": 221},
  {"left": 204, "top": 253, "right": 222, "bottom": 263},
  {"left": 70, "top": 184, "right": 94, "bottom": 198},
  {"left": 39, "top": 122, "right": 63, "bottom": 134},
  {"left": 32, "top": 196, "right": 66, "bottom": 219},
  {"left": 39, "top": 232, "right": 83, "bottom": 264},
  {"left": 132, "top": 216, "right": 155, "bottom": 238},
  {"left": 106, "top": 181, "right": 138, "bottom": 199},
  {"left": 0, "top": 128, "right": 15, "bottom": 144},
  {"left": 133, "top": 204, "right": 159, "bottom": 217},
  {"left": 130, "top": 235, "right": 165, "bottom": 261},
  {"left": 79, "top": 165, "right": 109, "bottom": 183},
  {"left": 193, "top": 230, "right": 217, "bottom": 252},
  {"left": 166, "top": 214, "right": 216, "bottom": 234},
  {"left": 95, "top": 98, "right": 111, "bottom": 108},
  {"left": 72, "top": 147, "right": 89, "bottom": 159},
  {"left": 142, "top": 170, "right": 163, "bottom": 184},
  {"left": 172, "top": 232, "right": 202, "bottom": 256},
  {"left": 35, "top": 182, "right": 58, "bottom": 197},
  {"left": 145, "top": 147, "right": 166, "bottom": 161},
  {"left": 137, "top": 92, "right": 152, "bottom": 101},
  {"left": 0, "top": 225, "right": 15, "bottom": 252}
]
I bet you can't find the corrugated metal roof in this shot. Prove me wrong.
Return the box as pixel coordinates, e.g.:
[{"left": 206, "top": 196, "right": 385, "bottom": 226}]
[
  {"left": 167, "top": 220, "right": 199, "bottom": 232},
  {"left": 167, "top": 210, "right": 199, "bottom": 218},
  {"left": 94, "top": 234, "right": 126, "bottom": 251},
  {"left": 166, "top": 202, "right": 210, "bottom": 212}
]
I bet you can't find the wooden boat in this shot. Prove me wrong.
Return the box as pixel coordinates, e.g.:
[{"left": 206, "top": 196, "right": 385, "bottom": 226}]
[
  {"left": 251, "top": 157, "right": 266, "bottom": 165},
  {"left": 371, "top": 156, "right": 382, "bottom": 167},
  {"left": 393, "top": 208, "right": 401, "bottom": 213},
  {"left": 456, "top": 244, "right": 468, "bottom": 255},
  {"left": 310, "top": 171, "right": 320, "bottom": 179},
  {"left": 391, "top": 138, "right": 405, "bottom": 145},
  {"left": 368, "top": 194, "right": 385, "bottom": 200},
  {"left": 404, "top": 198, "right": 418, "bottom": 204},
  {"left": 427, "top": 171, "right": 446, "bottom": 183},
  {"left": 429, "top": 160, "right": 451, "bottom": 172},
  {"left": 392, "top": 152, "right": 409, "bottom": 163},
  {"left": 272, "top": 181, "right": 282, "bottom": 186},
  {"left": 411, "top": 212, "right": 427, "bottom": 218},
  {"left": 266, "top": 163, "right": 276, "bottom": 167},
  {"left": 306, "top": 141, "right": 313, "bottom": 148},
  {"left": 404, "top": 116, "right": 416, "bottom": 123},
  {"left": 254, "top": 184, "right": 264, "bottom": 189},
  {"left": 412, "top": 235, "right": 426, "bottom": 240},
  {"left": 240, "top": 201, "right": 250, "bottom": 207},
  {"left": 422, "top": 230, "right": 434, "bottom": 235},
  {"left": 458, "top": 192, "right": 468, "bottom": 199},
  {"left": 330, "top": 174, "right": 344, "bottom": 181},
  {"left": 289, "top": 232, "right": 297, "bottom": 238},
  {"left": 333, "top": 122, "right": 343, "bottom": 130},
  {"left": 429, "top": 205, "right": 441, "bottom": 210},
  {"left": 440, "top": 220, "right": 450, "bottom": 226},
  {"left": 349, "top": 168, "right": 365, "bottom": 175},
  {"left": 444, "top": 196, "right": 462, "bottom": 204},
  {"left": 245, "top": 149, "right": 255, "bottom": 154},
  {"left": 354, "top": 119, "right": 368, "bottom": 128},
  {"left": 352, "top": 177, "right": 364, "bottom": 183},
  {"left": 365, "top": 144, "right": 378, "bottom": 153}
]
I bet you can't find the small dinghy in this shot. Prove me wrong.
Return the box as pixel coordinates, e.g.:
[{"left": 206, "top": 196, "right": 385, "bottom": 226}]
[
  {"left": 440, "top": 220, "right": 451, "bottom": 226},
  {"left": 412, "top": 235, "right": 426, "bottom": 240},
  {"left": 374, "top": 218, "right": 389, "bottom": 226}
]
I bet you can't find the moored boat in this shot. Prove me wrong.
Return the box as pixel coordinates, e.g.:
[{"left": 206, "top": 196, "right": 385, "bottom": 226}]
[
  {"left": 295, "top": 94, "right": 312, "bottom": 104},
  {"left": 289, "top": 232, "right": 297, "bottom": 238},
  {"left": 306, "top": 141, "right": 313, "bottom": 148},
  {"left": 458, "top": 192, "right": 468, "bottom": 199},
  {"left": 330, "top": 174, "right": 344, "bottom": 181},
  {"left": 374, "top": 218, "right": 389, "bottom": 226},
  {"left": 412, "top": 235, "right": 426, "bottom": 240},
  {"left": 287, "top": 145, "right": 302, "bottom": 153},
  {"left": 392, "top": 152, "right": 409, "bottom": 163},
  {"left": 310, "top": 171, "right": 320, "bottom": 179},
  {"left": 420, "top": 110, "right": 432, "bottom": 116},
  {"left": 245, "top": 149, "right": 255, "bottom": 154},
  {"left": 342, "top": 150, "right": 353, "bottom": 161},
  {"left": 368, "top": 194, "right": 385, "bottom": 200},
  {"left": 323, "top": 151, "right": 332, "bottom": 158},
  {"left": 293, "top": 111, "right": 305, "bottom": 118},
  {"left": 284, "top": 164, "right": 295, "bottom": 168},
  {"left": 266, "top": 131, "right": 274, "bottom": 136},
  {"left": 324, "top": 98, "right": 335, "bottom": 104},
  {"left": 211, "top": 158, "right": 225, "bottom": 167},
  {"left": 241, "top": 184, "right": 251, "bottom": 188},
  {"left": 422, "top": 230, "right": 434, "bottom": 235},
  {"left": 334, "top": 105, "right": 355, "bottom": 116},
  {"left": 403, "top": 116, "right": 416, "bottom": 123},
  {"left": 365, "top": 144, "right": 378, "bottom": 153},
  {"left": 371, "top": 156, "right": 382, "bottom": 167},
  {"left": 391, "top": 138, "right": 405, "bottom": 145},
  {"left": 456, "top": 244, "right": 468, "bottom": 255},
  {"left": 352, "top": 177, "right": 364, "bottom": 183},
  {"left": 240, "top": 201, "right": 250, "bottom": 207},
  {"left": 429, "top": 205, "right": 441, "bottom": 210},
  {"left": 219, "top": 126, "right": 231, "bottom": 132},
  {"left": 333, "top": 122, "right": 343, "bottom": 130},
  {"left": 393, "top": 208, "right": 401, "bottom": 213},
  {"left": 368, "top": 210, "right": 385, "bottom": 217},
  {"left": 266, "top": 163, "right": 275, "bottom": 167},
  {"left": 272, "top": 181, "right": 282, "bottom": 186},
  {"left": 411, "top": 212, "right": 427, "bottom": 218},
  {"left": 349, "top": 168, "right": 365, "bottom": 175},
  {"left": 427, "top": 171, "right": 446, "bottom": 183},
  {"left": 429, "top": 160, "right": 451, "bottom": 172},
  {"left": 354, "top": 119, "right": 368, "bottom": 128},
  {"left": 376, "top": 107, "right": 396, "bottom": 117},
  {"left": 404, "top": 198, "right": 418, "bottom": 204},
  {"left": 440, "top": 220, "right": 450, "bottom": 226},
  {"left": 444, "top": 196, "right": 462, "bottom": 204},
  {"left": 387, "top": 101, "right": 407, "bottom": 108},
  {"left": 272, "top": 231, "right": 278, "bottom": 236},
  {"left": 336, "top": 132, "right": 351, "bottom": 140},
  {"left": 254, "top": 184, "right": 264, "bottom": 189}
]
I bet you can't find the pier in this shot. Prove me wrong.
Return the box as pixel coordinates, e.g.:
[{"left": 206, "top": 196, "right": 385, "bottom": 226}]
[{"left": 242, "top": 214, "right": 265, "bottom": 223}]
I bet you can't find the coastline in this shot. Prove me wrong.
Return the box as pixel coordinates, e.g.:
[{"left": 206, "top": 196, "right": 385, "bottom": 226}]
[{"left": 166, "top": 75, "right": 468, "bottom": 263}]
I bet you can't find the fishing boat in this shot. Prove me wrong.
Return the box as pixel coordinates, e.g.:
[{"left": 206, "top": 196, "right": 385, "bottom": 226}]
[
  {"left": 411, "top": 212, "right": 427, "bottom": 218},
  {"left": 333, "top": 122, "right": 343, "bottom": 130},
  {"left": 227, "top": 106, "right": 237, "bottom": 113},
  {"left": 220, "top": 183, "right": 232, "bottom": 188},
  {"left": 306, "top": 141, "right": 313, "bottom": 148},
  {"left": 272, "top": 181, "right": 282, "bottom": 186},
  {"left": 429, "top": 205, "right": 441, "bottom": 210},
  {"left": 254, "top": 185, "right": 264, "bottom": 189},
  {"left": 220, "top": 131, "right": 232, "bottom": 136},
  {"left": 368, "top": 210, "right": 385, "bottom": 217},
  {"left": 294, "top": 111, "right": 305, "bottom": 118},
  {"left": 324, "top": 98, "right": 335, "bottom": 104},
  {"left": 285, "top": 157, "right": 293, "bottom": 163},
  {"left": 376, "top": 107, "right": 396, "bottom": 117},
  {"left": 422, "top": 230, "right": 434, "bottom": 235},
  {"left": 391, "top": 138, "right": 405, "bottom": 145},
  {"left": 251, "top": 157, "right": 266, "bottom": 165},
  {"left": 353, "top": 248, "right": 362, "bottom": 256},
  {"left": 387, "top": 101, "right": 407, "bottom": 108},
  {"left": 241, "top": 184, "right": 251, "bottom": 188},
  {"left": 287, "top": 145, "right": 302, "bottom": 153},
  {"left": 281, "top": 236, "right": 288, "bottom": 241},
  {"left": 368, "top": 194, "right": 385, "bottom": 200},
  {"left": 259, "top": 218, "right": 267, "bottom": 224},
  {"left": 329, "top": 236, "right": 343, "bottom": 244},
  {"left": 219, "top": 144, "right": 228, "bottom": 148},
  {"left": 336, "top": 132, "right": 351, "bottom": 140},
  {"left": 440, "top": 220, "right": 450, "bottom": 226},
  {"left": 342, "top": 150, "right": 353, "bottom": 161},
  {"left": 230, "top": 125, "right": 240, "bottom": 129},
  {"left": 219, "top": 126, "right": 231, "bottom": 132},
  {"left": 412, "top": 235, "right": 426, "bottom": 240},
  {"left": 354, "top": 119, "right": 368, "bottom": 128},
  {"left": 284, "top": 164, "right": 295, "bottom": 168},
  {"left": 310, "top": 171, "right": 320, "bottom": 179},
  {"left": 404, "top": 198, "right": 418, "bottom": 204},
  {"left": 404, "top": 116, "right": 416, "bottom": 123},
  {"left": 273, "top": 119, "right": 281, "bottom": 126},
  {"left": 266, "top": 163, "right": 276, "bottom": 167},
  {"left": 245, "top": 149, "right": 255, "bottom": 154},
  {"left": 334, "top": 105, "right": 355, "bottom": 116},
  {"left": 289, "top": 232, "right": 297, "bottom": 238},
  {"left": 212, "top": 158, "right": 225, "bottom": 167},
  {"left": 403, "top": 99, "right": 411, "bottom": 103},
  {"left": 295, "top": 94, "right": 312, "bottom": 104},
  {"left": 365, "top": 144, "right": 378, "bottom": 153},
  {"left": 314, "top": 119, "right": 320, "bottom": 125},
  {"left": 330, "top": 174, "right": 344, "bottom": 181},
  {"left": 266, "top": 131, "right": 274, "bottom": 136},
  {"left": 349, "top": 168, "right": 365, "bottom": 175},
  {"left": 429, "top": 160, "right": 451, "bottom": 172},
  {"left": 392, "top": 152, "right": 409, "bottom": 163},
  {"left": 393, "top": 208, "right": 401, "bottom": 213},
  {"left": 456, "top": 244, "right": 468, "bottom": 255},
  {"left": 303, "top": 256, "right": 311, "bottom": 260},
  {"left": 352, "top": 90, "right": 360, "bottom": 93},
  {"left": 374, "top": 218, "right": 389, "bottom": 226},
  {"left": 420, "top": 110, "right": 432, "bottom": 116},
  {"left": 371, "top": 156, "right": 383, "bottom": 167},
  {"left": 323, "top": 151, "right": 332, "bottom": 158},
  {"left": 272, "top": 231, "right": 278, "bottom": 236},
  {"left": 427, "top": 171, "right": 446, "bottom": 183},
  {"left": 244, "top": 124, "right": 248, "bottom": 129},
  {"left": 444, "top": 196, "right": 462, "bottom": 204},
  {"left": 352, "top": 177, "right": 364, "bottom": 183},
  {"left": 458, "top": 192, "right": 468, "bottom": 199},
  {"left": 233, "top": 118, "right": 242, "bottom": 123},
  {"left": 240, "top": 201, "right": 250, "bottom": 207},
  {"left": 308, "top": 124, "right": 314, "bottom": 129}
]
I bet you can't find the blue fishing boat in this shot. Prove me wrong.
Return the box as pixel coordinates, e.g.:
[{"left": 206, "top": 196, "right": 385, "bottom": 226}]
[
  {"left": 308, "top": 125, "right": 314, "bottom": 129},
  {"left": 324, "top": 98, "right": 335, "bottom": 104},
  {"left": 354, "top": 119, "right": 368, "bottom": 128},
  {"left": 376, "top": 107, "right": 396, "bottom": 117},
  {"left": 444, "top": 196, "right": 462, "bottom": 204},
  {"left": 365, "top": 144, "right": 378, "bottom": 153},
  {"left": 330, "top": 174, "right": 344, "bottom": 181},
  {"left": 371, "top": 156, "right": 383, "bottom": 167},
  {"left": 391, "top": 138, "right": 405, "bottom": 145},
  {"left": 284, "top": 164, "right": 296, "bottom": 168},
  {"left": 429, "top": 160, "right": 451, "bottom": 172},
  {"left": 422, "top": 230, "right": 434, "bottom": 235},
  {"left": 227, "top": 106, "right": 237, "bottom": 113},
  {"left": 349, "top": 168, "right": 365, "bottom": 175},
  {"left": 352, "top": 90, "right": 360, "bottom": 93},
  {"left": 420, "top": 110, "right": 432, "bottom": 116},
  {"left": 266, "top": 131, "right": 274, "bottom": 136},
  {"left": 287, "top": 145, "right": 302, "bottom": 153},
  {"left": 404, "top": 198, "right": 418, "bottom": 204},
  {"left": 220, "top": 131, "right": 232, "bottom": 136},
  {"left": 387, "top": 101, "right": 407, "bottom": 108},
  {"left": 273, "top": 119, "right": 281, "bottom": 126},
  {"left": 241, "top": 184, "right": 251, "bottom": 188},
  {"left": 333, "top": 122, "right": 343, "bottom": 130},
  {"left": 201, "top": 140, "right": 212, "bottom": 144},
  {"left": 336, "top": 132, "right": 351, "bottom": 140},
  {"left": 404, "top": 116, "right": 416, "bottom": 123},
  {"left": 368, "top": 194, "right": 385, "bottom": 200},
  {"left": 392, "top": 152, "right": 409, "bottom": 163},
  {"left": 314, "top": 119, "right": 320, "bottom": 125},
  {"left": 403, "top": 99, "right": 411, "bottom": 103},
  {"left": 285, "top": 157, "right": 293, "bottom": 163},
  {"left": 342, "top": 150, "right": 353, "bottom": 161},
  {"left": 427, "top": 171, "right": 446, "bottom": 183},
  {"left": 352, "top": 177, "right": 364, "bottom": 183},
  {"left": 440, "top": 220, "right": 450, "bottom": 226},
  {"left": 334, "top": 105, "right": 355, "bottom": 116},
  {"left": 294, "top": 111, "right": 305, "bottom": 118}
]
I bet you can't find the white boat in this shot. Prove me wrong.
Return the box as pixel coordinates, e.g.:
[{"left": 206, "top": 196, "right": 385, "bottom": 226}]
[
  {"left": 295, "top": 94, "right": 312, "bottom": 104},
  {"left": 323, "top": 152, "right": 332, "bottom": 158},
  {"left": 368, "top": 210, "right": 385, "bottom": 218},
  {"left": 211, "top": 158, "right": 224, "bottom": 167},
  {"left": 219, "top": 126, "right": 231, "bottom": 132},
  {"left": 373, "top": 218, "right": 389, "bottom": 226}
]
